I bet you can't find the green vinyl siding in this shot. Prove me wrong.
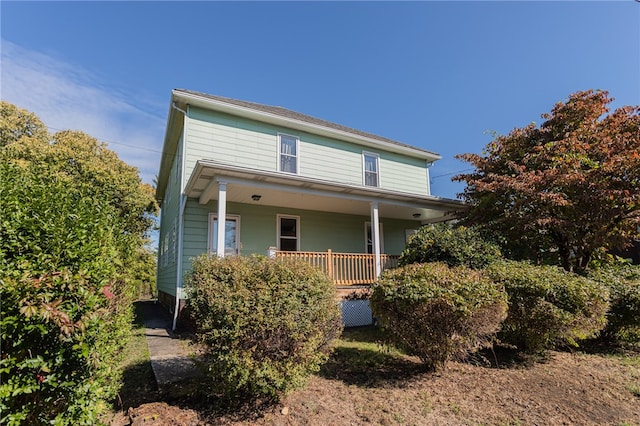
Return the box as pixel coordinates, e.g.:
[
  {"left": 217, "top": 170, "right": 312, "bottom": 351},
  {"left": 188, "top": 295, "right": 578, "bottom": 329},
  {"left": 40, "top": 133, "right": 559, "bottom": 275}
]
[
  {"left": 179, "top": 200, "right": 420, "bottom": 284},
  {"left": 298, "top": 134, "right": 363, "bottom": 186},
  {"left": 156, "top": 135, "right": 183, "bottom": 298},
  {"left": 185, "top": 107, "right": 431, "bottom": 196},
  {"left": 378, "top": 152, "right": 429, "bottom": 195},
  {"left": 185, "top": 106, "right": 277, "bottom": 179}
]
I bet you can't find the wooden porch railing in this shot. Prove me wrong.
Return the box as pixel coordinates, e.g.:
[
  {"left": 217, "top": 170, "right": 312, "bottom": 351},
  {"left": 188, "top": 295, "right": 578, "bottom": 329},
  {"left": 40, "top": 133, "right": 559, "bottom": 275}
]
[{"left": 273, "top": 249, "right": 399, "bottom": 286}]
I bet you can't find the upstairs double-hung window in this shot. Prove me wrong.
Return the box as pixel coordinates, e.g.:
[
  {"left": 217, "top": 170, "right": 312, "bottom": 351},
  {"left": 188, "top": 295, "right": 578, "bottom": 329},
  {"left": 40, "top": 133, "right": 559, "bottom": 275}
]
[
  {"left": 279, "top": 134, "right": 299, "bottom": 174},
  {"left": 363, "top": 152, "right": 379, "bottom": 187}
]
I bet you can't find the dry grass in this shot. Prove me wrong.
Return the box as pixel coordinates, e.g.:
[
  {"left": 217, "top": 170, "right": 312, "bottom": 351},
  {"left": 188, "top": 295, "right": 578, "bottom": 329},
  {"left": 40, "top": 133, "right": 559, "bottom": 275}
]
[{"left": 109, "top": 325, "right": 640, "bottom": 426}]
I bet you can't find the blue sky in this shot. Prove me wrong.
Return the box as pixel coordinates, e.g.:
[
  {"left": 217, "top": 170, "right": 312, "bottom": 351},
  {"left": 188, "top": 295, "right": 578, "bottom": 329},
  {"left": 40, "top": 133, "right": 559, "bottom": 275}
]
[{"left": 2, "top": 1, "right": 638, "bottom": 199}]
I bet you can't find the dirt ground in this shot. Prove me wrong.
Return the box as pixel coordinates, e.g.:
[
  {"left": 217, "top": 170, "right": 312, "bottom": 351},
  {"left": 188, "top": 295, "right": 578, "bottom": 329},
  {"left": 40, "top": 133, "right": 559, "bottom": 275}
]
[{"left": 108, "top": 349, "right": 640, "bottom": 426}]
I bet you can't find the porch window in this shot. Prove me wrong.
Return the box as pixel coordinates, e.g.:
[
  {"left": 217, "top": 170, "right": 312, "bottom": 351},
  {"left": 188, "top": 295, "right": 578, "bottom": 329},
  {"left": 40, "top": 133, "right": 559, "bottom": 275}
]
[
  {"left": 365, "top": 222, "right": 384, "bottom": 254},
  {"left": 363, "top": 152, "right": 379, "bottom": 187},
  {"left": 168, "top": 219, "right": 177, "bottom": 264},
  {"left": 208, "top": 213, "right": 241, "bottom": 256},
  {"left": 278, "top": 134, "right": 298, "bottom": 174},
  {"left": 278, "top": 215, "right": 300, "bottom": 251}
]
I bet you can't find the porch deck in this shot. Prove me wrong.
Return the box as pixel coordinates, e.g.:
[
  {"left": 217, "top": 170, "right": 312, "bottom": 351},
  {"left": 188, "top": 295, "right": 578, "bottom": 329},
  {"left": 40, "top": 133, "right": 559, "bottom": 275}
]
[{"left": 274, "top": 249, "right": 399, "bottom": 286}]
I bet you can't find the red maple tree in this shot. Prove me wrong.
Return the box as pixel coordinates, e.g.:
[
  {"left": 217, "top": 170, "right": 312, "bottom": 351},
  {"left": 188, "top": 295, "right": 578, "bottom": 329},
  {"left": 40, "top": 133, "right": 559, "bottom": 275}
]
[{"left": 454, "top": 90, "right": 640, "bottom": 272}]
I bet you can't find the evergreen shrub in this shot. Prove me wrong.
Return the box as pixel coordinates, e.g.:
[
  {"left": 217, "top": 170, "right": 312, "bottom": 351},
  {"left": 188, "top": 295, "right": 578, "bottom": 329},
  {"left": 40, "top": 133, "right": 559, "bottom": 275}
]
[
  {"left": 399, "top": 223, "right": 501, "bottom": 269},
  {"left": 488, "top": 261, "right": 610, "bottom": 353},
  {"left": 587, "top": 263, "right": 640, "bottom": 344},
  {"left": 0, "top": 103, "right": 155, "bottom": 424},
  {"left": 0, "top": 161, "right": 135, "bottom": 425},
  {"left": 370, "top": 262, "right": 507, "bottom": 371},
  {"left": 186, "top": 255, "right": 342, "bottom": 400}
]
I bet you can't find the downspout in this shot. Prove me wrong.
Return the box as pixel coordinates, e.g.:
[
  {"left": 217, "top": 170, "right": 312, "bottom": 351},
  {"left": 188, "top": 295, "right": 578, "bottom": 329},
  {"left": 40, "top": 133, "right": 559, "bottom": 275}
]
[
  {"left": 425, "top": 161, "right": 433, "bottom": 196},
  {"left": 172, "top": 101, "right": 188, "bottom": 331},
  {"left": 172, "top": 101, "right": 187, "bottom": 116},
  {"left": 172, "top": 194, "right": 186, "bottom": 330}
]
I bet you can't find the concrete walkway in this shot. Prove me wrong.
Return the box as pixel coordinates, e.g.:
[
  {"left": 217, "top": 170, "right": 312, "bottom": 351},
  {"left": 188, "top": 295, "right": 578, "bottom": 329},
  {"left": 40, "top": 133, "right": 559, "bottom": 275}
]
[{"left": 138, "top": 301, "right": 201, "bottom": 390}]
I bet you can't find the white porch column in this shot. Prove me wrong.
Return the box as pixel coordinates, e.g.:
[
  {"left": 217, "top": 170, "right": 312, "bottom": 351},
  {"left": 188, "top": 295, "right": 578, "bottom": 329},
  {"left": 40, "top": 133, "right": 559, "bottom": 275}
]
[
  {"left": 216, "top": 181, "right": 227, "bottom": 257},
  {"left": 370, "top": 201, "right": 382, "bottom": 279}
]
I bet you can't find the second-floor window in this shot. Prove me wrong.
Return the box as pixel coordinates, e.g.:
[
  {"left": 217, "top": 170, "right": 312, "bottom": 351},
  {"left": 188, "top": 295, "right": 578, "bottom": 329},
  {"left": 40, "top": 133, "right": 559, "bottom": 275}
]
[
  {"left": 279, "top": 134, "right": 298, "bottom": 174},
  {"left": 363, "top": 152, "right": 379, "bottom": 187}
]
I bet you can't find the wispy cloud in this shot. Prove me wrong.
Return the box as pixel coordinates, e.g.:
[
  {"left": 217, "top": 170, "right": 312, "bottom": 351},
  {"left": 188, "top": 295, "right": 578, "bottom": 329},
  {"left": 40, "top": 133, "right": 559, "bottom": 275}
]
[{"left": 1, "top": 39, "right": 165, "bottom": 184}]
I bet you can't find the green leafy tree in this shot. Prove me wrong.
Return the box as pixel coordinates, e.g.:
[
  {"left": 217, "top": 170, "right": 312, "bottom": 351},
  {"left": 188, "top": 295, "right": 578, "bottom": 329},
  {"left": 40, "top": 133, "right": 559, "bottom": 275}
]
[
  {"left": 0, "top": 102, "right": 157, "bottom": 423},
  {"left": 454, "top": 90, "right": 640, "bottom": 272},
  {"left": 0, "top": 101, "right": 49, "bottom": 147}
]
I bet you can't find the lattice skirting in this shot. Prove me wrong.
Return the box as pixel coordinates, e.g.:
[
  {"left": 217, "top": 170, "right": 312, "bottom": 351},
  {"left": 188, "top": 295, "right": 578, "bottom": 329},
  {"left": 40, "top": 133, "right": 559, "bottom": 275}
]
[{"left": 340, "top": 299, "right": 373, "bottom": 327}]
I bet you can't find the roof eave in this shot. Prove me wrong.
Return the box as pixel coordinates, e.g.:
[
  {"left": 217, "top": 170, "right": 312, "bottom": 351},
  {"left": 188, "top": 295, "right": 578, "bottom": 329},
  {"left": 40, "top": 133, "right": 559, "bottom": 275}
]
[
  {"left": 155, "top": 95, "right": 185, "bottom": 203},
  {"left": 172, "top": 89, "right": 442, "bottom": 162},
  {"left": 185, "top": 159, "right": 466, "bottom": 210}
]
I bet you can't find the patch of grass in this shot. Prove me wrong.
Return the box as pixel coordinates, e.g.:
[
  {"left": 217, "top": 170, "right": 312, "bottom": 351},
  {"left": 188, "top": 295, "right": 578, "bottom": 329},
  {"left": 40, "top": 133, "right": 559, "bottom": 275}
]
[
  {"left": 114, "top": 302, "right": 158, "bottom": 410},
  {"left": 335, "top": 326, "right": 405, "bottom": 362},
  {"left": 419, "top": 391, "right": 432, "bottom": 415},
  {"left": 448, "top": 402, "right": 461, "bottom": 415},
  {"left": 338, "top": 325, "right": 387, "bottom": 344},
  {"left": 618, "top": 354, "right": 640, "bottom": 367},
  {"left": 320, "top": 326, "right": 427, "bottom": 387}
]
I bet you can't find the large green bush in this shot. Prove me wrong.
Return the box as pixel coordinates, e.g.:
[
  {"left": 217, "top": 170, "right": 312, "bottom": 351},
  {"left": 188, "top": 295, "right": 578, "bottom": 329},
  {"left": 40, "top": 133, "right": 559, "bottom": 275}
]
[
  {"left": 0, "top": 161, "right": 136, "bottom": 425},
  {"left": 0, "top": 102, "right": 156, "bottom": 424},
  {"left": 186, "top": 255, "right": 342, "bottom": 400},
  {"left": 400, "top": 223, "right": 501, "bottom": 269},
  {"left": 487, "top": 261, "right": 610, "bottom": 353},
  {"left": 371, "top": 262, "right": 507, "bottom": 371},
  {"left": 587, "top": 263, "right": 640, "bottom": 344}
]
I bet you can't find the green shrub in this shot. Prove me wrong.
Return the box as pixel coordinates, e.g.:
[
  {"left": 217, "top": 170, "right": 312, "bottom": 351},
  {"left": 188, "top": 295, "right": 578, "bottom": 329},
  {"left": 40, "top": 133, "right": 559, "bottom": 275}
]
[
  {"left": 0, "top": 104, "right": 155, "bottom": 424},
  {"left": 400, "top": 223, "right": 501, "bottom": 269},
  {"left": 370, "top": 262, "right": 508, "bottom": 371},
  {"left": 487, "top": 261, "right": 610, "bottom": 353},
  {"left": 587, "top": 263, "right": 640, "bottom": 344},
  {"left": 186, "top": 255, "right": 342, "bottom": 400},
  {"left": 0, "top": 160, "right": 136, "bottom": 425}
]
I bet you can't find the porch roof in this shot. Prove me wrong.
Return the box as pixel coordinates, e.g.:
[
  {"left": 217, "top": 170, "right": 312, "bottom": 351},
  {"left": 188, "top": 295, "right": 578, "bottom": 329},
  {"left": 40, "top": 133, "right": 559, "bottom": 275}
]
[{"left": 185, "top": 160, "right": 466, "bottom": 223}]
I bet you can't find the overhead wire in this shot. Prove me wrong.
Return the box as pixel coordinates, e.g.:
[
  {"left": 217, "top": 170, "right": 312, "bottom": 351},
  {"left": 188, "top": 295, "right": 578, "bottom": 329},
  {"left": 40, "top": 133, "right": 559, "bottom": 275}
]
[
  {"left": 46, "top": 125, "right": 164, "bottom": 154},
  {"left": 430, "top": 168, "right": 474, "bottom": 179}
]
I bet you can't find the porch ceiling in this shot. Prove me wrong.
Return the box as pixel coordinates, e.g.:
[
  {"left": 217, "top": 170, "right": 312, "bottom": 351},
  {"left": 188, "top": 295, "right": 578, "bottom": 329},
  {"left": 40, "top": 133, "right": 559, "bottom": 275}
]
[{"left": 185, "top": 160, "right": 466, "bottom": 222}]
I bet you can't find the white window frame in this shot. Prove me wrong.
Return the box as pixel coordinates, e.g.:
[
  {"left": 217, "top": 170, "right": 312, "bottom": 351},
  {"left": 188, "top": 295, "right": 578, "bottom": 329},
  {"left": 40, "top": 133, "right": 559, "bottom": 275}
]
[
  {"left": 166, "top": 174, "right": 172, "bottom": 204},
  {"left": 365, "top": 221, "right": 384, "bottom": 254},
  {"left": 362, "top": 151, "right": 380, "bottom": 187},
  {"left": 207, "top": 213, "right": 241, "bottom": 256},
  {"left": 277, "top": 214, "right": 300, "bottom": 251},
  {"left": 161, "top": 236, "right": 168, "bottom": 268},
  {"left": 168, "top": 219, "right": 177, "bottom": 264},
  {"left": 278, "top": 133, "right": 299, "bottom": 174}
]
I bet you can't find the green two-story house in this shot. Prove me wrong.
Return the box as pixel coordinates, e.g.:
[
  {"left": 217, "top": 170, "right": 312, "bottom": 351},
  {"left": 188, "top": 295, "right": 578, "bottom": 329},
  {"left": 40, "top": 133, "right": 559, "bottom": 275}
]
[{"left": 156, "top": 89, "right": 465, "bottom": 328}]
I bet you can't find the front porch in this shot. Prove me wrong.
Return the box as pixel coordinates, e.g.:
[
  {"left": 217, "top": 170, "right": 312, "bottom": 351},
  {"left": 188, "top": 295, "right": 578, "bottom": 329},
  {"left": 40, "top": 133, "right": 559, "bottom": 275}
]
[
  {"left": 272, "top": 249, "right": 400, "bottom": 286},
  {"left": 273, "top": 249, "right": 399, "bottom": 327}
]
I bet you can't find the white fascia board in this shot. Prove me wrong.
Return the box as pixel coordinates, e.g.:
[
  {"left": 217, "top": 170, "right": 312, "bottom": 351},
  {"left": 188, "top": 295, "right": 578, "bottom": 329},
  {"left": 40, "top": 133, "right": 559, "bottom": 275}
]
[
  {"left": 184, "top": 160, "right": 466, "bottom": 211},
  {"left": 156, "top": 98, "right": 185, "bottom": 203},
  {"left": 172, "top": 90, "right": 442, "bottom": 162}
]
